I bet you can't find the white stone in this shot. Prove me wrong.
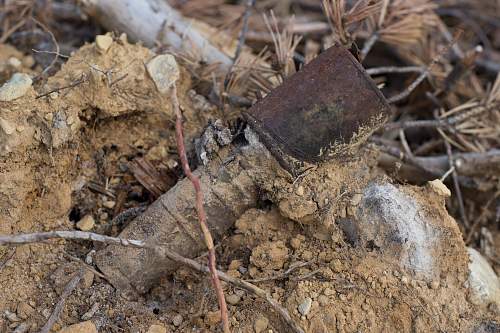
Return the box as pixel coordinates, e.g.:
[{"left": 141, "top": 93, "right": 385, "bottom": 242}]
[
  {"left": 172, "top": 314, "right": 183, "bottom": 327},
  {"left": 428, "top": 179, "right": 451, "bottom": 197},
  {"left": 253, "top": 316, "right": 269, "bottom": 333},
  {"left": 354, "top": 184, "right": 437, "bottom": 278},
  {"left": 0, "top": 118, "right": 15, "bottom": 135},
  {"left": 298, "top": 297, "right": 312, "bottom": 316},
  {"left": 95, "top": 35, "right": 113, "bottom": 52},
  {"left": 146, "top": 324, "right": 166, "bottom": 333},
  {"left": 146, "top": 54, "right": 180, "bottom": 94},
  {"left": 0, "top": 73, "right": 32, "bottom": 101},
  {"left": 7, "top": 57, "right": 22, "bottom": 68},
  {"left": 76, "top": 215, "right": 95, "bottom": 231},
  {"left": 467, "top": 248, "right": 500, "bottom": 306},
  {"left": 57, "top": 321, "right": 97, "bottom": 333}
]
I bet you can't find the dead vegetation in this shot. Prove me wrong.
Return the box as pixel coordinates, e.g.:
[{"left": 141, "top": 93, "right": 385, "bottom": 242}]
[{"left": 0, "top": 0, "right": 500, "bottom": 332}]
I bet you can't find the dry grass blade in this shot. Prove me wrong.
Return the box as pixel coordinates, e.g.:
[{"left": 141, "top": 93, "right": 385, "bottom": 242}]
[
  {"left": 323, "top": 0, "right": 382, "bottom": 47},
  {"left": 263, "top": 10, "right": 302, "bottom": 80},
  {"left": 226, "top": 48, "right": 277, "bottom": 99},
  {"left": 435, "top": 73, "right": 500, "bottom": 152}
]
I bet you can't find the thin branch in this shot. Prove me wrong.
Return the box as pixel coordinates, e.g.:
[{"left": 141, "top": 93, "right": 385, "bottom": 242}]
[
  {"left": 224, "top": 0, "right": 256, "bottom": 90},
  {"left": 383, "top": 119, "right": 452, "bottom": 131},
  {"left": 245, "top": 260, "right": 314, "bottom": 283},
  {"left": 0, "top": 248, "right": 15, "bottom": 271},
  {"left": 387, "top": 70, "right": 431, "bottom": 103},
  {"left": 36, "top": 74, "right": 88, "bottom": 99},
  {"left": 31, "top": 17, "right": 60, "bottom": 78},
  {"left": 170, "top": 85, "right": 230, "bottom": 333},
  {"left": 360, "top": 32, "right": 379, "bottom": 61},
  {"left": 440, "top": 128, "right": 469, "bottom": 227},
  {"left": 0, "top": 231, "right": 305, "bottom": 333},
  {"left": 366, "top": 66, "right": 425, "bottom": 76},
  {"left": 39, "top": 269, "right": 85, "bottom": 333},
  {"left": 0, "top": 231, "right": 146, "bottom": 247},
  {"left": 387, "top": 30, "right": 463, "bottom": 104},
  {"left": 0, "top": 18, "right": 27, "bottom": 44},
  {"left": 234, "top": 0, "right": 255, "bottom": 64}
]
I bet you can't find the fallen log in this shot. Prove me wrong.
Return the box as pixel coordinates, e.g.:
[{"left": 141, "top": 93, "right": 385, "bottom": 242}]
[{"left": 80, "top": 0, "right": 233, "bottom": 70}]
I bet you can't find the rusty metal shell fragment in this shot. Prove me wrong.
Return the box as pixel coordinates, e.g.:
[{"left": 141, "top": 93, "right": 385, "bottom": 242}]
[{"left": 243, "top": 45, "right": 391, "bottom": 163}]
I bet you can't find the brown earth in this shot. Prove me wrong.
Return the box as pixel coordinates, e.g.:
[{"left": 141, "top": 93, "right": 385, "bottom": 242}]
[{"left": 0, "top": 38, "right": 499, "bottom": 333}]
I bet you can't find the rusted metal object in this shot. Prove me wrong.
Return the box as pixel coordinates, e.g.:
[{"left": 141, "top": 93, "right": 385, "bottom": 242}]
[{"left": 243, "top": 45, "right": 391, "bottom": 171}]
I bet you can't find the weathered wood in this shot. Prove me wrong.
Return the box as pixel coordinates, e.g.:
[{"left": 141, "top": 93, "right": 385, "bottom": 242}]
[{"left": 81, "top": 0, "right": 233, "bottom": 70}]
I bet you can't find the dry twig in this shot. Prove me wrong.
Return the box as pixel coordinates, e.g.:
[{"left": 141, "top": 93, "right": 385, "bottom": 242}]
[
  {"left": 39, "top": 269, "right": 85, "bottom": 333},
  {"left": 387, "top": 30, "right": 462, "bottom": 103},
  {"left": 440, "top": 128, "right": 469, "bottom": 227},
  {"left": 0, "top": 231, "right": 304, "bottom": 333},
  {"left": 31, "top": 17, "right": 60, "bottom": 78},
  {"left": 245, "top": 260, "right": 314, "bottom": 283}
]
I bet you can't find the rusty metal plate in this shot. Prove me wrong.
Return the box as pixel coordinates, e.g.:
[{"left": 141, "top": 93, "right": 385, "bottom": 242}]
[{"left": 243, "top": 45, "right": 391, "bottom": 163}]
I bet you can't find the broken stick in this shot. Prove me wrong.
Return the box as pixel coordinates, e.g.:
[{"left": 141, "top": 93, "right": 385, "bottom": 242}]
[{"left": 0, "top": 231, "right": 305, "bottom": 333}]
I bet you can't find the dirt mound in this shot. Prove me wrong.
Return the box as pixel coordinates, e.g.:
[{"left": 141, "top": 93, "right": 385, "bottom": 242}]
[{"left": 0, "top": 37, "right": 499, "bottom": 333}]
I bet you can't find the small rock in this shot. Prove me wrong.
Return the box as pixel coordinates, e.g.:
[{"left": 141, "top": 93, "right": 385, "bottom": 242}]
[
  {"left": 81, "top": 303, "right": 99, "bottom": 321},
  {"left": 81, "top": 270, "right": 94, "bottom": 289},
  {"left": 467, "top": 247, "right": 500, "bottom": 306},
  {"left": 41, "top": 308, "right": 51, "bottom": 319},
  {"left": 57, "top": 321, "right": 97, "bottom": 333},
  {"left": 172, "top": 314, "right": 183, "bottom": 327},
  {"left": 296, "top": 186, "right": 305, "bottom": 196},
  {"left": 228, "top": 259, "right": 242, "bottom": 270},
  {"left": 13, "top": 323, "right": 29, "bottom": 333},
  {"left": 95, "top": 35, "right": 113, "bottom": 53},
  {"left": 22, "top": 55, "right": 35, "bottom": 68},
  {"left": 290, "top": 237, "right": 301, "bottom": 250},
  {"left": 146, "top": 324, "right": 166, "bottom": 333},
  {"left": 488, "top": 302, "right": 500, "bottom": 315},
  {"left": 76, "top": 215, "right": 95, "bottom": 231},
  {"left": 102, "top": 200, "right": 116, "bottom": 209},
  {"left": 330, "top": 259, "right": 343, "bottom": 272},
  {"left": 254, "top": 316, "right": 269, "bottom": 333},
  {"left": 44, "top": 112, "right": 53, "bottom": 121},
  {"left": 318, "top": 295, "right": 329, "bottom": 306},
  {"left": 205, "top": 310, "right": 221, "bottom": 326},
  {"left": 0, "top": 73, "right": 32, "bottom": 101},
  {"left": 323, "top": 288, "right": 335, "bottom": 296},
  {"left": 16, "top": 302, "right": 34, "bottom": 320},
  {"left": 301, "top": 250, "right": 313, "bottom": 261},
  {"left": 429, "top": 280, "right": 440, "bottom": 290},
  {"left": 147, "top": 54, "right": 180, "bottom": 93},
  {"left": 427, "top": 179, "right": 451, "bottom": 197},
  {"left": 213, "top": 119, "right": 233, "bottom": 146},
  {"left": 350, "top": 193, "right": 363, "bottom": 206},
  {"left": 5, "top": 310, "right": 20, "bottom": 322},
  {"left": 0, "top": 118, "right": 15, "bottom": 135},
  {"left": 7, "top": 57, "right": 21, "bottom": 68},
  {"left": 226, "top": 294, "right": 241, "bottom": 305},
  {"left": 119, "top": 33, "right": 128, "bottom": 44},
  {"left": 298, "top": 297, "right": 312, "bottom": 316}
]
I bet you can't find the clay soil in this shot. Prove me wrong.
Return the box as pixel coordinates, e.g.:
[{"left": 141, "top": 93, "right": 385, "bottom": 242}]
[{"left": 1, "top": 7, "right": 500, "bottom": 333}]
